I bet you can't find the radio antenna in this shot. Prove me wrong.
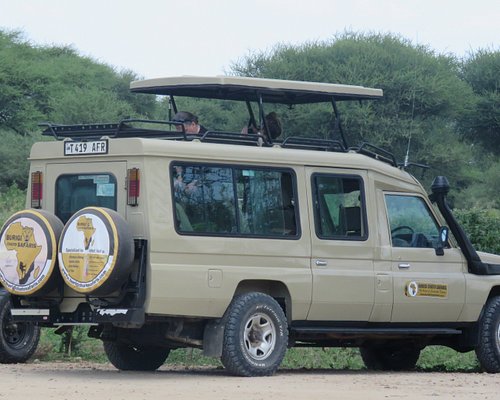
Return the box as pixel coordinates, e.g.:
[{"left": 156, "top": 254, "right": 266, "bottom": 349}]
[
  {"left": 404, "top": 35, "right": 419, "bottom": 169},
  {"left": 404, "top": 88, "right": 417, "bottom": 168}
]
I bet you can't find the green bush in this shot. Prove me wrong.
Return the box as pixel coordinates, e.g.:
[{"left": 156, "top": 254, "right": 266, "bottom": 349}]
[
  {"left": 455, "top": 208, "right": 500, "bottom": 254},
  {"left": 0, "top": 184, "right": 26, "bottom": 227}
]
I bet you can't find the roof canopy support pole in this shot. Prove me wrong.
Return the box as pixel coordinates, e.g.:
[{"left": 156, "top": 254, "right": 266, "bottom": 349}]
[
  {"left": 258, "top": 94, "right": 272, "bottom": 144},
  {"left": 245, "top": 100, "right": 257, "bottom": 129},
  {"left": 331, "top": 97, "right": 348, "bottom": 149},
  {"left": 168, "top": 96, "right": 178, "bottom": 120}
]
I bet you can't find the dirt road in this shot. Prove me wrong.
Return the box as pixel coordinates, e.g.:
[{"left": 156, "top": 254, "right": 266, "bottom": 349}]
[{"left": 0, "top": 362, "right": 499, "bottom": 400}]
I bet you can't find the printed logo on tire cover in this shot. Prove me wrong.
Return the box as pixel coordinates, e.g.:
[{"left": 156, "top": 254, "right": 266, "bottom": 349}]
[
  {"left": 0, "top": 212, "right": 56, "bottom": 295},
  {"left": 58, "top": 209, "right": 117, "bottom": 293}
]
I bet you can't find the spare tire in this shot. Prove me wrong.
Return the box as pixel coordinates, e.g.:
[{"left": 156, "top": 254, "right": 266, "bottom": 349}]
[
  {"left": 0, "top": 209, "right": 63, "bottom": 296},
  {"left": 58, "top": 207, "right": 134, "bottom": 296}
]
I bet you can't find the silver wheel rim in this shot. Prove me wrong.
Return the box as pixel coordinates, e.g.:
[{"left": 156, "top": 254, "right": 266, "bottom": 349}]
[
  {"left": 243, "top": 312, "right": 276, "bottom": 361},
  {"left": 497, "top": 321, "right": 500, "bottom": 352}
]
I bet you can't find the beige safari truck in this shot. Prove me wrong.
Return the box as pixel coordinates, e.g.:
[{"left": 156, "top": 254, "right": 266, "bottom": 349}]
[{"left": 1, "top": 76, "right": 500, "bottom": 376}]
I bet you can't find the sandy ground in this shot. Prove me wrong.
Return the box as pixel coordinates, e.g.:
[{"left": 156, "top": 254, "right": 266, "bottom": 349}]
[{"left": 1, "top": 362, "right": 499, "bottom": 400}]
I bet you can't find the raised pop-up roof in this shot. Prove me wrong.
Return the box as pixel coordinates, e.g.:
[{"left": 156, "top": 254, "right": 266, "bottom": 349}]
[{"left": 130, "top": 75, "right": 383, "bottom": 104}]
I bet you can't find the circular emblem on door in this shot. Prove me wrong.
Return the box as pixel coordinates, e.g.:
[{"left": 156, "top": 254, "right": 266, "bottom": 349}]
[{"left": 406, "top": 281, "right": 419, "bottom": 297}]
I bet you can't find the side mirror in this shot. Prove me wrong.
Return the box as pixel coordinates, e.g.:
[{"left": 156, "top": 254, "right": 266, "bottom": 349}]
[{"left": 435, "top": 226, "right": 449, "bottom": 256}]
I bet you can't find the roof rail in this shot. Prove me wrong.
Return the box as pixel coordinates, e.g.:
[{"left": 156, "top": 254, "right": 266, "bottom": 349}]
[
  {"left": 351, "top": 142, "right": 398, "bottom": 167},
  {"left": 199, "top": 131, "right": 266, "bottom": 147},
  {"left": 40, "top": 119, "right": 188, "bottom": 141},
  {"left": 281, "top": 137, "right": 346, "bottom": 152},
  {"left": 38, "top": 120, "right": 400, "bottom": 168}
]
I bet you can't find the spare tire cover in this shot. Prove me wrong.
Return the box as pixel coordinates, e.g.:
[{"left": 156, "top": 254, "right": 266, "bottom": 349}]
[
  {"left": 58, "top": 207, "right": 134, "bottom": 296},
  {"left": 0, "top": 209, "right": 63, "bottom": 296}
]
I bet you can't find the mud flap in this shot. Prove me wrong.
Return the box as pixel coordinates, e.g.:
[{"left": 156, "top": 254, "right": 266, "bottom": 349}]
[{"left": 203, "top": 319, "right": 225, "bottom": 357}]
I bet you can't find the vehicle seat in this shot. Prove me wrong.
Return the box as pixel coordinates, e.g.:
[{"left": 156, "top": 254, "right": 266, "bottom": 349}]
[
  {"left": 175, "top": 202, "right": 193, "bottom": 231},
  {"left": 339, "top": 206, "right": 362, "bottom": 236}
]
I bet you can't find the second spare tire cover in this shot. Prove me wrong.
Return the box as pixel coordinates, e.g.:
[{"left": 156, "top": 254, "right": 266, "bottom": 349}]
[{"left": 58, "top": 207, "right": 134, "bottom": 296}]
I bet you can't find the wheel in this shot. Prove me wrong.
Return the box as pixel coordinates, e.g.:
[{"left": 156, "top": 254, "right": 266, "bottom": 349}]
[
  {"left": 221, "top": 292, "right": 288, "bottom": 377},
  {"left": 475, "top": 296, "right": 500, "bottom": 373},
  {"left": 103, "top": 341, "right": 170, "bottom": 371},
  {"left": 360, "top": 343, "right": 421, "bottom": 371},
  {"left": 0, "top": 289, "right": 40, "bottom": 363}
]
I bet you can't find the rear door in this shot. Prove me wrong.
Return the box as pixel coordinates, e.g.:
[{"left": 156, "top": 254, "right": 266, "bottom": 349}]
[
  {"left": 306, "top": 168, "right": 375, "bottom": 321},
  {"left": 45, "top": 162, "right": 126, "bottom": 224}
]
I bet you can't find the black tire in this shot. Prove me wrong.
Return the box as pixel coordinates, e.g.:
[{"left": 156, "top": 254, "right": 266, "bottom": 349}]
[
  {"left": 103, "top": 341, "right": 170, "bottom": 371},
  {"left": 360, "top": 343, "right": 421, "bottom": 371},
  {"left": 0, "top": 289, "right": 40, "bottom": 363},
  {"left": 475, "top": 296, "right": 500, "bottom": 373},
  {"left": 221, "top": 292, "right": 288, "bottom": 377}
]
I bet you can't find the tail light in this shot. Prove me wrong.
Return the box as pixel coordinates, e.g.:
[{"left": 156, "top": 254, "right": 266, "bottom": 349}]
[
  {"left": 127, "top": 168, "right": 140, "bottom": 206},
  {"left": 31, "top": 171, "right": 43, "bottom": 208}
]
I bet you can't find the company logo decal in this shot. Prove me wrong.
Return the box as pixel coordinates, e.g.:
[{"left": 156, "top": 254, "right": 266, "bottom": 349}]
[
  {"left": 405, "top": 281, "right": 448, "bottom": 298},
  {"left": 58, "top": 211, "right": 116, "bottom": 292}
]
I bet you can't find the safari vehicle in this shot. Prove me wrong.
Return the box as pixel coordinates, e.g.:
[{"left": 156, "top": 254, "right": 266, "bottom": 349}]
[{"left": 1, "top": 76, "right": 500, "bottom": 376}]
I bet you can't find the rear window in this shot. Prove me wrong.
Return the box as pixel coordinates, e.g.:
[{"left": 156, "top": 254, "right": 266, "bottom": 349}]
[{"left": 55, "top": 174, "right": 117, "bottom": 224}]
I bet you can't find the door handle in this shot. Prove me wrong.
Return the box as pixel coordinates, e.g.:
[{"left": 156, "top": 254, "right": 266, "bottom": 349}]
[
  {"left": 315, "top": 260, "right": 328, "bottom": 267},
  {"left": 398, "top": 263, "right": 411, "bottom": 269}
]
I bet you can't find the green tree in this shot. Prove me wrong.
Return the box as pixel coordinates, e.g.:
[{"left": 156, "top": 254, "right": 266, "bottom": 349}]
[
  {"left": 459, "top": 49, "right": 500, "bottom": 153},
  {"left": 231, "top": 32, "right": 479, "bottom": 204},
  {"left": 0, "top": 29, "right": 159, "bottom": 190}
]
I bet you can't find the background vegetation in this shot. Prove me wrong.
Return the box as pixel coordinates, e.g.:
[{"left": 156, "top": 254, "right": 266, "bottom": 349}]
[{"left": 1, "top": 29, "right": 499, "bottom": 369}]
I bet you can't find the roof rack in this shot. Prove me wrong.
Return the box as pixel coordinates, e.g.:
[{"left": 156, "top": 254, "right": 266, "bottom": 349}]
[
  {"left": 40, "top": 119, "right": 188, "bottom": 141},
  {"left": 351, "top": 142, "right": 398, "bottom": 167},
  {"left": 200, "top": 131, "right": 265, "bottom": 147},
  {"left": 38, "top": 119, "right": 399, "bottom": 168},
  {"left": 281, "top": 137, "right": 346, "bottom": 152}
]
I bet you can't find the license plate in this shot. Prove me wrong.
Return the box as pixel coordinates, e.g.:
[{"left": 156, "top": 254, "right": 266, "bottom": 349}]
[{"left": 64, "top": 140, "right": 108, "bottom": 156}]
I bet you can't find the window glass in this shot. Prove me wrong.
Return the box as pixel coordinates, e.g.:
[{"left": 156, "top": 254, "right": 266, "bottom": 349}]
[
  {"left": 172, "top": 164, "right": 297, "bottom": 237},
  {"left": 236, "top": 169, "right": 296, "bottom": 236},
  {"left": 173, "top": 165, "right": 236, "bottom": 233},
  {"left": 313, "top": 175, "right": 366, "bottom": 239},
  {"left": 385, "top": 194, "right": 440, "bottom": 248},
  {"left": 56, "top": 174, "right": 117, "bottom": 224}
]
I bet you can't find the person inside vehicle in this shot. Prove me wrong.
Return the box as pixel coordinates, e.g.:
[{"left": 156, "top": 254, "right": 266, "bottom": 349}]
[
  {"left": 172, "top": 111, "right": 207, "bottom": 134},
  {"left": 242, "top": 111, "right": 282, "bottom": 140}
]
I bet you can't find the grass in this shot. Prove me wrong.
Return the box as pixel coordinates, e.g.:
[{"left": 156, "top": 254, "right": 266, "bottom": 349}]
[{"left": 33, "top": 327, "right": 480, "bottom": 372}]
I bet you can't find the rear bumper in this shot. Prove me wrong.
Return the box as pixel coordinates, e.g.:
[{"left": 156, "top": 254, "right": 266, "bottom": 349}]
[{"left": 10, "top": 307, "right": 145, "bottom": 326}]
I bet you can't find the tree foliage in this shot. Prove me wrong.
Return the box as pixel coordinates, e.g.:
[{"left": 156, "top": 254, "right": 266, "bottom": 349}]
[
  {"left": 0, "top": 30, "right": 159, "bottom": 190},
  {"left": 455, "top": 208, "right": 500, "bottom": 254},
  {"left": 0, "top": 30, "right": 158, "bottom": 133},
  {"left": 459, "top": 49, "right": 500, "bottom": 153},
  {"left": 231, "top": 33, "right": 498, "bottom": 207},
  {"left": 0, "top": 29, "right": 499, "bottom": 213}
]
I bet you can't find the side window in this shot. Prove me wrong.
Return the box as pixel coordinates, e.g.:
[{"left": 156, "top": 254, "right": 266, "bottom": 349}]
[
  {"left": 313, "top": 174, "right": 367, "bottom": 240},
  {"left": 173, "top": 165, "right": 236, "bottom": 233},
  {"left": 55, "top": 174, "right": 117, "bottom": 224},
  {"left": 385, "top": 194, "right": 440, "bottom": 248},
  {"left": 236, "top": 169, "right": 296, "bottom": 236},
  {"left": 172, "top": 163, "right": 298, "bottom": 238}
]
